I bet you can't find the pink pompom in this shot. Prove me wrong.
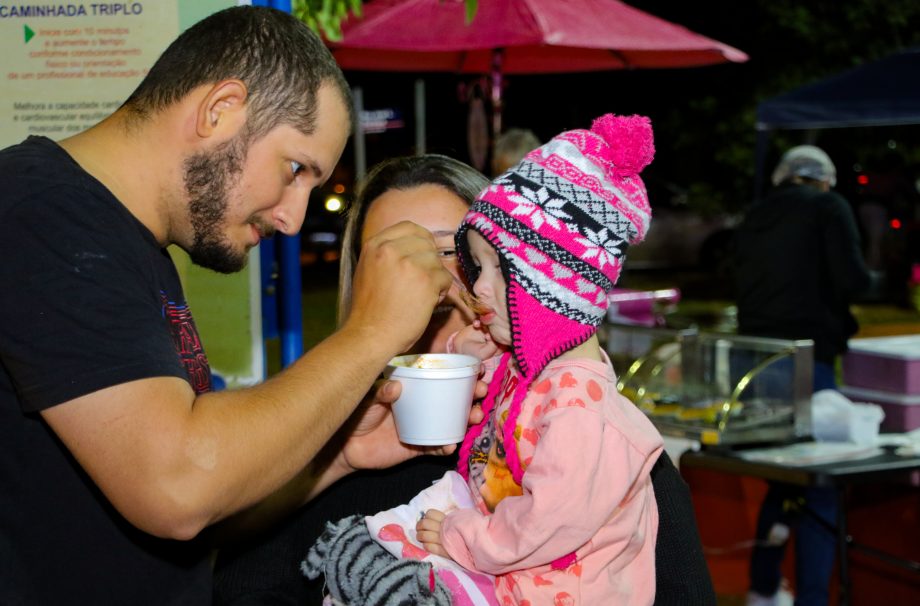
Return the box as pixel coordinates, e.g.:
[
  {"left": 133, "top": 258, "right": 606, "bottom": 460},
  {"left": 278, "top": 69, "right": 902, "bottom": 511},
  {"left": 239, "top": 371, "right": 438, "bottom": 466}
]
[{"left": 590, "top": 114, "right": 655, "bottom": 176}]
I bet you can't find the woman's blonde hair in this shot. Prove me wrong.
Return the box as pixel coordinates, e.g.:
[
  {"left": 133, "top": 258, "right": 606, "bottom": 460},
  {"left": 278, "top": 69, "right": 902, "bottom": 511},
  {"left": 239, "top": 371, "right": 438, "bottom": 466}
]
[{"left": 337, "top": 155, "right": 489, "bottom": 325}]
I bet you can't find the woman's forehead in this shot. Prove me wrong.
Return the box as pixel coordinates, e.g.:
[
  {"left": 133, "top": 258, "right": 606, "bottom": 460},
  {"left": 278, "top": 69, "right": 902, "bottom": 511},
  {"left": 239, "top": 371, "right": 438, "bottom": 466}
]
[{"left": 361, "top": 184, "right": 469, "bottom": 242}]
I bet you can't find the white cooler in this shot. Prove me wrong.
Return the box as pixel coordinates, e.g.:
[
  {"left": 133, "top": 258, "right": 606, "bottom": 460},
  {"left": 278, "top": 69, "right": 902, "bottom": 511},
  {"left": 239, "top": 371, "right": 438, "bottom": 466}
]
[
  {"left": 842, "top": 335, "right": 920, "bottom": 394},
  {"left": 839, "top": 385, "right": 920, "bottom": 433}
]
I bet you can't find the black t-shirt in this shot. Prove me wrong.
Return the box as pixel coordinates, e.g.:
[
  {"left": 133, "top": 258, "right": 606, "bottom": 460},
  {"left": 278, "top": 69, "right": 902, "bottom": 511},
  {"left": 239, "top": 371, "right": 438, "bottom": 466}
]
[{"left": 0, "top": 137, "right": 213, "bottom": 604}]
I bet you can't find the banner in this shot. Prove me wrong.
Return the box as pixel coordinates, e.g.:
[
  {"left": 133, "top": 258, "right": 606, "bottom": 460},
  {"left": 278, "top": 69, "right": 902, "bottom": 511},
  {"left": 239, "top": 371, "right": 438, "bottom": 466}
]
[{"left": 1, "top": 0, "right": 266, "bottom": 388}]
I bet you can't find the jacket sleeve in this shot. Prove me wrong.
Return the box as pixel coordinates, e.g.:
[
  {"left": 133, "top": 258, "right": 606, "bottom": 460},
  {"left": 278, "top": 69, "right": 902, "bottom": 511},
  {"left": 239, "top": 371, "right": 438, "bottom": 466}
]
[
  {"left": 822, "top": 192, "right": 872, "bottom": 299},
  {"left": 439, "top": 406, "right": 656, "bottom": 575}
]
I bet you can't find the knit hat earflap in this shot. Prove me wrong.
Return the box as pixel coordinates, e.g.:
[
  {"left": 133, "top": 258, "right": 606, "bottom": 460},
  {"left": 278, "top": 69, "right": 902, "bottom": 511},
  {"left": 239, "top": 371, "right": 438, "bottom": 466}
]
[{"left": 456, "top": 114, "right": 654, "bottom": 483}]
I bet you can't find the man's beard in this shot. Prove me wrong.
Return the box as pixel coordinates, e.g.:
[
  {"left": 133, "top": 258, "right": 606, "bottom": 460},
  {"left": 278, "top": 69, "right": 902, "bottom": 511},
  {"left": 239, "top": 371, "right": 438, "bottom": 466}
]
[{"left": 182, "top": 136, "right": 250, "bottom": 274}]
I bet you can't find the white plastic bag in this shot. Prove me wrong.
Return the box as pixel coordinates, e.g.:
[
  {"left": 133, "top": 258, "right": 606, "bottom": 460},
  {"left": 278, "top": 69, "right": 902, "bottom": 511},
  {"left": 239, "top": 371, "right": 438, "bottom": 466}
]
[{"left": 811, "top": 389, "right": 885, "bottom": 446}]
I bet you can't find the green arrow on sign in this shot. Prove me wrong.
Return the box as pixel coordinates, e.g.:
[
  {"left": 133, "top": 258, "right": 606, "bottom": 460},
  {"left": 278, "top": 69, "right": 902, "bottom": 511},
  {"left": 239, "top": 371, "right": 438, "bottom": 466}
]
[{"left": 24, "top": 25, "right": 35, "bottom": 44}]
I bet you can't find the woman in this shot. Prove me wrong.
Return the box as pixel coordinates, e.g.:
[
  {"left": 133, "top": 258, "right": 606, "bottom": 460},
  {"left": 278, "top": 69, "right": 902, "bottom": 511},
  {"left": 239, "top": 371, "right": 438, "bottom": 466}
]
[
  {"left": 213, "top": 155, "right": 489, "bottom": 605},
  {"left": 338, "top": 154, "right": 488, "bottom": 352}
]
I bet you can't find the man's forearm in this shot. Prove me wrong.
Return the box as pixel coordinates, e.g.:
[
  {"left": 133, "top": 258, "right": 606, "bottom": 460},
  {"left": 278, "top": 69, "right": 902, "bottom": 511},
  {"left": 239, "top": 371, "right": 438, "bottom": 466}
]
[{"left": 185, "top": 324, "right": 393, "bottom": 528}]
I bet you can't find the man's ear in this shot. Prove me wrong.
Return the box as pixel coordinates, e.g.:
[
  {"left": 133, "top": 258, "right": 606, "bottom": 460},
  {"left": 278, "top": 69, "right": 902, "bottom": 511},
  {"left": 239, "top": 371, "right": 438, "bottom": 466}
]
[{"left": 195, "top": 79, "right": 248, "bottom": 140}]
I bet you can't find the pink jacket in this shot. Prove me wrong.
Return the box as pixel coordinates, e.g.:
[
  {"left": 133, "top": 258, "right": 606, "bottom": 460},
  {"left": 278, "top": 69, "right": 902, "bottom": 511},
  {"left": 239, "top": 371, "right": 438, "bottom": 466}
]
[{"left": 441, "top": 353, "right": 663, "bottom": 605}]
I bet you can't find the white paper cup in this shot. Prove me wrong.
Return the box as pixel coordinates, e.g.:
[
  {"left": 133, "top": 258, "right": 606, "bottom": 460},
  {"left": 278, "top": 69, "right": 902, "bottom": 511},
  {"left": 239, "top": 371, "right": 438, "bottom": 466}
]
[{"left": 383, "top": 353, "right": 481, "bottom": 445}]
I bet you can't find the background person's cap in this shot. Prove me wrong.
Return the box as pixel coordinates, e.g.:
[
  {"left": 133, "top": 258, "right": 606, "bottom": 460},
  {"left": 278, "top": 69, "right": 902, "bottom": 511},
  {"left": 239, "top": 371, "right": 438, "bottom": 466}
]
[{"left": 771, "top": 145, "right": 837, "bottom": 187}]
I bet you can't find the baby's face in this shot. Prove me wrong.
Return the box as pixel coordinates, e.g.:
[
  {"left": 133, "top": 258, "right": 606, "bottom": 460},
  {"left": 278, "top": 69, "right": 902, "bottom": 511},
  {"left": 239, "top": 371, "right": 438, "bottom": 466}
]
[{"left": 467, "top": 230, "right": 511, "bottom": 346}]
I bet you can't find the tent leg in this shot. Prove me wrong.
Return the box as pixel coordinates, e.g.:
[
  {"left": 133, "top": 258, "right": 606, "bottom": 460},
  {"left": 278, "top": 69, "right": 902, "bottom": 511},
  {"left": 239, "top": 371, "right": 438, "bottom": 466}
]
[{"left": 754, "top": 129, "right": 770, "bottom": 200}]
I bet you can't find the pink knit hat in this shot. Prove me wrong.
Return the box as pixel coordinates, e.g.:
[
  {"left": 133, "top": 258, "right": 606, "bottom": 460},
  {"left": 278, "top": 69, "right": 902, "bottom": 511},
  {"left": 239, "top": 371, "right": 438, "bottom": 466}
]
[{"left": 456, "top": 114, "right": 654, "bottom": 483}]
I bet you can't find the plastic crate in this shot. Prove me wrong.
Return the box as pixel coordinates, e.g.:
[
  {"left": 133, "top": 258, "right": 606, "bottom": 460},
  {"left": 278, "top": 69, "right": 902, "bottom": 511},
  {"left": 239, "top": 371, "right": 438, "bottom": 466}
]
[
  {"left": 840, "top": 384, "right": 920, "bottom": 433},
  {"left": 842, "top": 336, "right": 920, "bottom": 395}
]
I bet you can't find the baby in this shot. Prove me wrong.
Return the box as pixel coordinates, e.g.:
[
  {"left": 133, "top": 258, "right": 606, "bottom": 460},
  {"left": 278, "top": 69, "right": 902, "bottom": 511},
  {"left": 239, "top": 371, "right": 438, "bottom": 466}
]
[
  {"left": 414, "top": 114, "right": 664, "bottom": 605},
  {"left": 303, "top": 115, "right": 664, "bottom": 606}
]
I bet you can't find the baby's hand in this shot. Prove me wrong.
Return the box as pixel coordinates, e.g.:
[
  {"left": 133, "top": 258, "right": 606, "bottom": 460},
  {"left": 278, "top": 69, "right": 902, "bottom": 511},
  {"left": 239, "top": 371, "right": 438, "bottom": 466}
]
[
  {"left": 453, "top": 321, "right": 499, "bottom": 360},
  {"left": 416, "top": 509, "right": 450, "bottom": 558}
]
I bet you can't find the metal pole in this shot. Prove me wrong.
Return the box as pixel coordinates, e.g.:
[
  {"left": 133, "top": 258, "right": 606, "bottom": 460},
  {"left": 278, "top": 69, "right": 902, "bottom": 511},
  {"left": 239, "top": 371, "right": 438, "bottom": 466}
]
[
  {"left": 415, "top": 79, "right": 426, "bottom": 155},
  {"left": 491, "top": 48, "right": 504, "bottom": 137},
  {"left": 353, "top": 86, "right": 366, "bottom": 181}
]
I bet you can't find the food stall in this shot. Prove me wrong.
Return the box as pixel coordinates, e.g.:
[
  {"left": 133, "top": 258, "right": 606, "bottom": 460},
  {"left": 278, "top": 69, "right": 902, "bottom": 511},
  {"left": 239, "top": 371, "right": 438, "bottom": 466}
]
[{"left": 601, "top": 322, "right": 814, "bottom": 446}]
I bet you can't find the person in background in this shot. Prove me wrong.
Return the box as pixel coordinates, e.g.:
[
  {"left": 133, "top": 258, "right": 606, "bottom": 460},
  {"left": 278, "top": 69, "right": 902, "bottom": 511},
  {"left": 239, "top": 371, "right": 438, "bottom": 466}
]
[
  {"left": 0, "top": 8, "right": 462, "bottom": 605},
  {"left": 733, "top": 145, "right": 872, "bottom": 606},
  {"left": 213, "top": 155, "right": 490, "bottom": 605},
  {"left": 491, "top": 127, "right": 541, "bottom": 177}
]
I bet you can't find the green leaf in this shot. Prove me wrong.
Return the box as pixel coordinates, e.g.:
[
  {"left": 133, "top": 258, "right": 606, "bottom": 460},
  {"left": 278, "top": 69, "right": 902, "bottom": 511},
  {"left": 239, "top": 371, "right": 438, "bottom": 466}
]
[{"left": 465, "top": 0, "right": 478, "bottom": 24}]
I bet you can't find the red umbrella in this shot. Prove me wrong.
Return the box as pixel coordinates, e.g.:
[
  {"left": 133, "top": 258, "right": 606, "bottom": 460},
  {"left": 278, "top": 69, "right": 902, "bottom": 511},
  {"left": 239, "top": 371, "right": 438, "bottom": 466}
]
[
  {"left": 329, "top": 0, "right": 747, "bottom": 168},
  {"left": 332, "top": 0, "right": 748, "bottom": 74}
]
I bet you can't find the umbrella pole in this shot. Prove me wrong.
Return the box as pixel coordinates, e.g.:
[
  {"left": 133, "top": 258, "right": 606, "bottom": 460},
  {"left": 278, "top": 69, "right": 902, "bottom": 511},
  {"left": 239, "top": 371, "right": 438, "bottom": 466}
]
[
  {"left": 491, "top": 48, "right": 504, "bottom": 137},
  {"left": 415, "top": 79, "right": 426, "bottom": 155}
]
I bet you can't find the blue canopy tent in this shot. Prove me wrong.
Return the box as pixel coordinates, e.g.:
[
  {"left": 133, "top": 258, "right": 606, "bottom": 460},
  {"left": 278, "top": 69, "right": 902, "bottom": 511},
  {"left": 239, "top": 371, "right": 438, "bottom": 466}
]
[{"left": 754, "top": 47, "right": 920, "bottom": 195}]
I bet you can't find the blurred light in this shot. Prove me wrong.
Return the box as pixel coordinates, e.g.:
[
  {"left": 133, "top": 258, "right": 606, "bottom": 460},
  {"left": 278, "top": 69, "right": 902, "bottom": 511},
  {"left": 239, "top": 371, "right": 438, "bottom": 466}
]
[
  {"left": 891, "top": 218, "right": 902, "bottom": 230},
  {"left": 857, "top": 175, "right": 869, "bottom": 185},
  {"left": 307, "top": 232, "right": 338, "bottom": 244},
  {"left": 333, "top": 183, "right": 346, "bottom": 194},
  {"left": 324, "top": 196, "right": 343, "bottom": 212},
  {"left": 888, "top": 139, "right": 897, "bottom": 150},
  {"left": 852, "top": 163, "right": 862, "bottom": 172}
]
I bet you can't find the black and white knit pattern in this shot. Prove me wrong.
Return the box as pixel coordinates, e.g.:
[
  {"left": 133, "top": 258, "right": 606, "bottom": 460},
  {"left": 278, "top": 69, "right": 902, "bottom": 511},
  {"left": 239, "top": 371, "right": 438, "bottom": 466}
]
[{"left": 302, "top": 515, "right": 452, "bottom": 606}]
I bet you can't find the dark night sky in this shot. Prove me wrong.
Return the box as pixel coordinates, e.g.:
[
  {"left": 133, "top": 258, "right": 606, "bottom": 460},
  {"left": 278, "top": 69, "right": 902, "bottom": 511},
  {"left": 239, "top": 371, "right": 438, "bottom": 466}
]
[{"left": 312, "top": 1, "right": 920, "bottom": 237}]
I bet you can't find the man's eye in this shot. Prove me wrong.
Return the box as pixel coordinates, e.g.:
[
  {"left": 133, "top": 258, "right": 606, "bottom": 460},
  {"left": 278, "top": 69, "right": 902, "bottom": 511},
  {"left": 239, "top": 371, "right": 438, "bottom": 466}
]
[{"left": 290, "top": 161, "right": 304, "bottom": 176}]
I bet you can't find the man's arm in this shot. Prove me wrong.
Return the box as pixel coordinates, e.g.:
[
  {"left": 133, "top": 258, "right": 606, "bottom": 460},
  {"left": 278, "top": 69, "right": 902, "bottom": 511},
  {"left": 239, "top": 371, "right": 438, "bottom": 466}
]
[
  {"left": 822, "top": 193, "right": 872, "bottom": 298},
  {"left": 41, "top": 222, "right": 452, "bottom": 540},
  {"left": 210, "top": 374, "right": 486, "bottom": 545}
]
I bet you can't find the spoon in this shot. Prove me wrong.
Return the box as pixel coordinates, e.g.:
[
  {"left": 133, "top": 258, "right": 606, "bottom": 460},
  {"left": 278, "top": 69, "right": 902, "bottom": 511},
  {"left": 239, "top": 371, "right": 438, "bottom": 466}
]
[{"left": 452, "top": 275, "right": 491, "bottom": 315}]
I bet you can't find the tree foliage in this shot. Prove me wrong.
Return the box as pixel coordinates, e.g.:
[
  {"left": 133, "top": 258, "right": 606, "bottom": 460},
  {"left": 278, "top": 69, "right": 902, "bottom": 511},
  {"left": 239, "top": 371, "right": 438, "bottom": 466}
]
[{"left": 293, "top": 0, "right": 478, "bottom": 41}]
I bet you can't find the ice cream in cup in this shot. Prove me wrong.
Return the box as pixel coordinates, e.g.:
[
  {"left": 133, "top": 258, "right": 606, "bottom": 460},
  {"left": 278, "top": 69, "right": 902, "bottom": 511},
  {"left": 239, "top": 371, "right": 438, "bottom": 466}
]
[{"left": 383, "top": 353, "right": 481, "bottom": 445}]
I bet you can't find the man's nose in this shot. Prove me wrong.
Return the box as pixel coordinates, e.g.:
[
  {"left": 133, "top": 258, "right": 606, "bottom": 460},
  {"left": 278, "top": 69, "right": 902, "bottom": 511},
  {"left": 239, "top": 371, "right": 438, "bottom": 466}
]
[{"left": 272, "top": 185, "right": 311, "bottom": 235}]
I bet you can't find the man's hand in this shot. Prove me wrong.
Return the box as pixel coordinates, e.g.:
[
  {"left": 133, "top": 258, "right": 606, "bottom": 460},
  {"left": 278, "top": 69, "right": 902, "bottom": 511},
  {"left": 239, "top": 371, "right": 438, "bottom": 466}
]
[
  {"left": 346, "top": 221, "right": 453, "bottom": 354},
  {"left": 334, "top": 379, "right": 486, "bottom": 476},
  {"left": 416, "top": 509, "right": 450, "bottom": 558}
]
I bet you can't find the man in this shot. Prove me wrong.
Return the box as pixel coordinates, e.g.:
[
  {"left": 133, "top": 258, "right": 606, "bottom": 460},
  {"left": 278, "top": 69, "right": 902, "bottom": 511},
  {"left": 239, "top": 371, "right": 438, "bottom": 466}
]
[
  {"left": 0, "top": 7, "right": 461, "bottom": 605},
  {"left": 734, "top": 145, "right": 872, "bottom": 606}
]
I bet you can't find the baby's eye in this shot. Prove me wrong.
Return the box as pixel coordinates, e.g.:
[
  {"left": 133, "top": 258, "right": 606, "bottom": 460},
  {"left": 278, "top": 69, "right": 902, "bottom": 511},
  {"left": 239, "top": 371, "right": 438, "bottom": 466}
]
[
  {"left": 438, "top": 248, "right": 457, "bottom": 259},
  {"left": 290, "top": 161, "right": 304, "bottom": 176}
]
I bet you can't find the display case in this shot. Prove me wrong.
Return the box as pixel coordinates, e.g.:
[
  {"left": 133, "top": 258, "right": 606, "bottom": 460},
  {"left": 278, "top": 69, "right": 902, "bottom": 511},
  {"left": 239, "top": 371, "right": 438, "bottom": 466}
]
[{"left": 603, "top": 323, "right": 815, "bottom": 445}]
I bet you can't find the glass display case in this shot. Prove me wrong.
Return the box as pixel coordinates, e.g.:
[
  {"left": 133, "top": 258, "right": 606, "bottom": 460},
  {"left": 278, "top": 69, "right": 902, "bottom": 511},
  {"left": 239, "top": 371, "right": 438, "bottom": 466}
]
[{"left": 603, "top": 323, "right": 814, "bottom": 445}]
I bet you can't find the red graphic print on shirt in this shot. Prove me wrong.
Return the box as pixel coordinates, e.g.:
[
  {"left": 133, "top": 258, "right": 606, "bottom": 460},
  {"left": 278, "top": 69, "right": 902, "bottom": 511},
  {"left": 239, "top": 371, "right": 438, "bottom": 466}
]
[{"left": 161, "top": 292, "right": 212, "bottom": 394}]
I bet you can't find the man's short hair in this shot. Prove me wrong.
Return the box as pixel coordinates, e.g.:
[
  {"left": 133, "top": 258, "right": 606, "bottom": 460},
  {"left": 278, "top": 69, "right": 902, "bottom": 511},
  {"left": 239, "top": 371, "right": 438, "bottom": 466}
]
[{"left": 123, "top": 6, "right": 353, "bottom": 140}]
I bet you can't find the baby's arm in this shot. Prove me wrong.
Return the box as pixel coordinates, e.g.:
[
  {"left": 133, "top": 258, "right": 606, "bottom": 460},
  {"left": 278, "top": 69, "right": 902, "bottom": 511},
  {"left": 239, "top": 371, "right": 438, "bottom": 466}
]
[
  {"left": 440, "top": 405, "right": 659, "bottom": 575},
  {"left": 416, "top": 509, "right": 450, "bottom": 559}
]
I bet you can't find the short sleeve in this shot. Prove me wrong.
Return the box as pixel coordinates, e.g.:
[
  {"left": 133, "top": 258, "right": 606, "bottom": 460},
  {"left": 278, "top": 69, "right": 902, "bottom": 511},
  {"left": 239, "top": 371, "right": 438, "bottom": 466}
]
[{"left": 0, "top": 186, "right": 187, "bottom": 411}]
